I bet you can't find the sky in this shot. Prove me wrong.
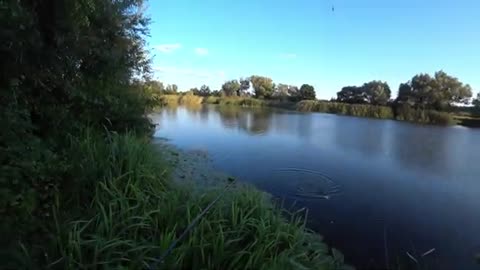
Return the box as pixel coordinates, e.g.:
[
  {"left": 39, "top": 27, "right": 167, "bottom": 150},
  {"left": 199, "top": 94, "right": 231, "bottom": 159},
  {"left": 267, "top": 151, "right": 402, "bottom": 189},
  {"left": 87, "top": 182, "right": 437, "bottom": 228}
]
[{"left": 146, "top": 0, "right": 480, "bottom": 99}]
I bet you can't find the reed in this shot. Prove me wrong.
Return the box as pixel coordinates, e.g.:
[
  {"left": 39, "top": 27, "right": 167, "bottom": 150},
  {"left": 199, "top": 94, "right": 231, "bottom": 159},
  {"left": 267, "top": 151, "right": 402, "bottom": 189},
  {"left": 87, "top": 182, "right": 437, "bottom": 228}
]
[{"left": 44, "top": 131, "right": 350, "bottom": 270}]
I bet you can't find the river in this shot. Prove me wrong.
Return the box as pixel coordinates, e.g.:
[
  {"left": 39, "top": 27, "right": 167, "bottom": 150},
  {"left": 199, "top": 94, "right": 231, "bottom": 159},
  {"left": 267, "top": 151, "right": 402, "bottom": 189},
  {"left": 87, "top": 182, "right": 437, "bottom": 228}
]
[{"left": 152, "top": 105, "right": 480, "bottom": 269}]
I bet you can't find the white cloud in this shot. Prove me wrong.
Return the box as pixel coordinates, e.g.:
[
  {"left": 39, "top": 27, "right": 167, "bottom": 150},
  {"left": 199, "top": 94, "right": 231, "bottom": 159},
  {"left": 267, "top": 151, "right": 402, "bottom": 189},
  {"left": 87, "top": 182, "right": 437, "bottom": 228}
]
[
  {"left": 279, "top": 53, "right": 297, "bottom": 59},
  {"left": 155, "top": 43, "right": 182, "bottom": 53},
  {"left": 194, "top": 48, "right": 209, "bottom": 56}
]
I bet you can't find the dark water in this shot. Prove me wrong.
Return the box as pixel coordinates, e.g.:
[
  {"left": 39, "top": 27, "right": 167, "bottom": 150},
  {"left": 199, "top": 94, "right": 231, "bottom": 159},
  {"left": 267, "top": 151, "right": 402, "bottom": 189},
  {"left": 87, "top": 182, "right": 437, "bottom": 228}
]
[{"left": 152, "top": 105, "right": 480, "bottom": 269}]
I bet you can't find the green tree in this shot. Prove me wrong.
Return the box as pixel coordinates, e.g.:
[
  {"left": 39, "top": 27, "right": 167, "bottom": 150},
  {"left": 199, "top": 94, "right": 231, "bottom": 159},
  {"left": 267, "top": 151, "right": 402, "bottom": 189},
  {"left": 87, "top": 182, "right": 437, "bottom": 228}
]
[
  {"left": 222, "top": 80, "right": 241, "bottom": 96},
  {"left": 145, "top": 80, "right": 165, "bottom": 93},
  {"left": 363, "top": 81, "right": 391, "bottom": 105},
  {"left": 165, "top": 84, "right": 178, "bottom": 94},
  {"left": 337, "top": 86, "right": 367, "bottom": 104},
  {"left": 473, "top": 93, "right": 480, "bottom": 107},
  {"left": 273, "top": 83, "right": 290, "bottom": 100},
  {"left": 1, "top": 0, "right": 153, "bottom": 265},
  {"left": 199, "top": 85, "right": 211, "bottom": 96},
  {"left": 337, "top": 81, "right": 390, "bottom": 105},
  {"left": 397, "top": 71, "right": 472, "bottom": 109},
  {"left": 250, "top": 75, "right": 274, "bottom": 99},
  {"left": 239, "top": 77, "right": 250, "bottom": 96},
  {"left": 299, "top": 84, "right": 316, "bottom": 100}
]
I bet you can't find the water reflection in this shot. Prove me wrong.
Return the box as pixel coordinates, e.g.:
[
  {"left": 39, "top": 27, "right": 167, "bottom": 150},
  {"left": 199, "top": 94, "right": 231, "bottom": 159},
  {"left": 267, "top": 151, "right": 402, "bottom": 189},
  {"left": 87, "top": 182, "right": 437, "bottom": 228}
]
[
  {"left": 215, "top": 106, "right": 273, "bottom": 135},
  {"left": 333, "top": 117, "right": 387, "bottom": 158},
  {"left": 390, "top": 124, "right": 450, "bottom": 175}
]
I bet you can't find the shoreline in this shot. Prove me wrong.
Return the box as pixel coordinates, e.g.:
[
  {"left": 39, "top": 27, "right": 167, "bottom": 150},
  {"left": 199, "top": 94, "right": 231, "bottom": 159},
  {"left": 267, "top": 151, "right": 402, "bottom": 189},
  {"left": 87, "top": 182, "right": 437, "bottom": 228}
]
[{"left": 153, "top": 138, "right": 233, "bottom": 190}]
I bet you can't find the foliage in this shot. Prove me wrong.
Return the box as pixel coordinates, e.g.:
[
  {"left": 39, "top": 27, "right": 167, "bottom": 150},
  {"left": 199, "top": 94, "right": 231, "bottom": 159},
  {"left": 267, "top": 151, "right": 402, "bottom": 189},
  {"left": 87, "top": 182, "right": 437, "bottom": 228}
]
[
  {"left": 239, "top": 77, "right": 251, "bottom": 96},
  {"left": 396, "top": 71, "right": 472, "bottom": 110},
  {"left": 394, "top": 104, "right": 455, "bottom": 125},
  {"left": 179, "top": 92, "right": 204, "bottom": 106},
  {"left": 251, "top": 75, "right": 275, "bottom": 99},
  {"left": 1, "top": 0, "right": 157, "bottom": 265},
  {"left": 300, "top": 84, "right": 316, "bottom": 100},
  {"left": 297, "top": 101, "right": 394, "bottom": 119},
  {"left": 473, "top": 93, "right": 480, "bottom": 108},
  {"left": 159, "top": 94, "right": 181, "bottom": 106},
  {"left": 221, "top": 80, "right": 241, "bottom": 97},
  {"left": 217, "top": 97, "right": 267, "bottom": 107},
  {"left": 204, "top": 96, "right": 220, "bottom": 104},
  {"left": 199, "top": 85, "right": 211, "bottom": 96},
  {"left": 165, "top": 84, "right": 179, "bottom": 94},
  {"left": 41, "top": 133, "right": 348, "bottom": 270},
  {"left": 297, "top": 100, "right": 456, "bottom": 125},
  {"left": 337, "top": 81, "right": 391, "bottom": 105}
]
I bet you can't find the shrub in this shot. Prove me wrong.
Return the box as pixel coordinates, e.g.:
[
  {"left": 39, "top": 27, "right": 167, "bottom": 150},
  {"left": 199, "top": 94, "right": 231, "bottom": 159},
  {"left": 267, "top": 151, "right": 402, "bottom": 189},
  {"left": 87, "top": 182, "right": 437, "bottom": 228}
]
[
  {"left": 394, "top": 104, "right": 455, "bottom": 125},
  {"left": 297, "top": 101, "right": 394, "bottom": 119},
  {"left": 179, "top": 93, "right": 204, "bottom": 106}
]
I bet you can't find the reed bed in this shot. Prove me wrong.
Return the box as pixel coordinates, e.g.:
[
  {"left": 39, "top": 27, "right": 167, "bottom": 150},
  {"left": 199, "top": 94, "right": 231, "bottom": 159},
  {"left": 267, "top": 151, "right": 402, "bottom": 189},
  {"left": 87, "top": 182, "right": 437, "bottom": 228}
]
[{"left": 40, "top": 132, "right": 350, "bottom": 270}]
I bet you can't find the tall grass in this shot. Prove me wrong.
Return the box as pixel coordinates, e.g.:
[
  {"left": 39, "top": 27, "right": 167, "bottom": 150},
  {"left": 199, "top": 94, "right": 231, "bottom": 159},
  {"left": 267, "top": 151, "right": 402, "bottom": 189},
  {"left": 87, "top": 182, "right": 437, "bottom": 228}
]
[
  {"left": 297, "top": 100, "right": 456, "bottom": 125},
  {"left": 394, "top": 104, "right": 455, "bottom": 125},
  {"left": 179, "top": 93, "right": 204, "bottom": 106},
  {"left": 41, "top": 132, "right": 351, "bottom": 270},
  {"left": 297, "top": 101, "right": 394, "bottom": 119},
  {"left": 159, "top": 94, "right": 180, "bottom": 106}
]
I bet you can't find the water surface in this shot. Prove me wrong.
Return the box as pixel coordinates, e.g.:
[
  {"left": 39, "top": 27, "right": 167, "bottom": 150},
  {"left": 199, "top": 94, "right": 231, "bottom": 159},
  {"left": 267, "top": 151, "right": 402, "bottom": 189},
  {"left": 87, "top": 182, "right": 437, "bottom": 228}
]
[{"left": 152, "top": 105, "right": 480, "bottom": 269}]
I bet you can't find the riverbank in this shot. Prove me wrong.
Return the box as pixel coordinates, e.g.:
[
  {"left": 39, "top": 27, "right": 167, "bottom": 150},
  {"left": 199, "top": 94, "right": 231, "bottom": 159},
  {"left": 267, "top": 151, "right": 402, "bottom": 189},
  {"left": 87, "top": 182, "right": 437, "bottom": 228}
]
[
  {"left": 159, "top": 94, "right": 480, "bottom": 127},
  {"left": 150, "top": 138, "right": 352, "bottom": 269},
  {"left": 6, "top": 131, "right": 350, "bottom": 269}
]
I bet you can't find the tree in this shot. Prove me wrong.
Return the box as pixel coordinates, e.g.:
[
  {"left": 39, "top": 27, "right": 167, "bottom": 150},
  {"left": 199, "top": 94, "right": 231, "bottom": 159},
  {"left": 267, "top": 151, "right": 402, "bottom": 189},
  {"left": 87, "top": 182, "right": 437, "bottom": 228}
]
[
  {"left": 397, "top": 71, "right": 472, "bottom": 109},
  {"left": 337, "top": 81, "right": 390, "bottom": 105},
  {"left": 144, "top": 80, "right": 164, "bottom": 93},
  {"left": 473, "top": 93, "right": 480, "bottom": 107},
  {"left": 221, "top": 80, "right": 241, "bottom": 96},
  {"left": 250, "top": 75, "right": 274, "bottom": 99},
  {"left": 299, "top": 84, "right": 316, "bottom": 100},
  {"left": 239, "top": 78, "right": 250, "bottom": 96},
  {"left": 190, "top": 87, "right": 200, "bottom": 95},
  {"left": 211, "top": 90, "right": 222, "bottom": 97},
  {"left": 199, "top": 85, "right": 211, "bottom": 96},
  {"left": 1, "top": 0, "right": 153, "bottom": 264},
  {"left": 337, "top": 86, "right": 367, "bottom": 104},
  {"left": 273, "top": 83, "right": 290, "bottom": 100},
  {"left": 287, "top": 86, "right": 300, "bottom": 101},
  {"left": 362, "top": 81, "right": 391, "bottom": 105},
  {"left": 165, "top": 84, "right": 178, "bottom": 94}
]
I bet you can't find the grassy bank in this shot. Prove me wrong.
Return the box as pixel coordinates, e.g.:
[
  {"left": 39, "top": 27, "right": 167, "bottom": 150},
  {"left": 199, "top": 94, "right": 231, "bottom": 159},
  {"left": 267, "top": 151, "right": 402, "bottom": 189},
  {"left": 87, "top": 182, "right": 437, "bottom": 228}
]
[
  {"left": 297, "top": 100, "right": 394, "bottom": 119},
  {"left": 297, "top": 100, "right": 456, "bottom": 126},
  {"left": 160, "top": 94, "right": 461, "bottom": 126},
  {"left": 8, "top": 131, "right": 350, "bottom": 269}
]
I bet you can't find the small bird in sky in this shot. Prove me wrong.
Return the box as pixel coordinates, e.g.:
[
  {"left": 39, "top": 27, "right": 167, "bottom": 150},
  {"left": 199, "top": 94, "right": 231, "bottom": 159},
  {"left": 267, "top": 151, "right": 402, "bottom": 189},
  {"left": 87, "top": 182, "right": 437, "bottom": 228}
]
[{"left": 332, "top": 5, "right": 335, "bottom": 12}]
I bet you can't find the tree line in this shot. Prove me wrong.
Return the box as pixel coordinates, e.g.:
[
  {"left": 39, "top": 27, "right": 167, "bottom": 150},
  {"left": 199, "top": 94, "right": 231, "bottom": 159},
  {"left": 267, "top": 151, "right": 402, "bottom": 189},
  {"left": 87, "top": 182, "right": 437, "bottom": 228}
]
[
  {"left": 144, "top": 75, "right": 316, "bottom": 101},
  {"left": 336, "top": 71, "right": 475, "bottom": 110}
]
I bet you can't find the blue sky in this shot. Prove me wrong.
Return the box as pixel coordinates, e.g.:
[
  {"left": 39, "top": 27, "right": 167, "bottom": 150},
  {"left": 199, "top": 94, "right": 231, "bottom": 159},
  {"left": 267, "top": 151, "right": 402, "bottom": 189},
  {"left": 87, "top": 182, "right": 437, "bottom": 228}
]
[{"left": 146, "top": 0, "right": 479, "bottom": 99}]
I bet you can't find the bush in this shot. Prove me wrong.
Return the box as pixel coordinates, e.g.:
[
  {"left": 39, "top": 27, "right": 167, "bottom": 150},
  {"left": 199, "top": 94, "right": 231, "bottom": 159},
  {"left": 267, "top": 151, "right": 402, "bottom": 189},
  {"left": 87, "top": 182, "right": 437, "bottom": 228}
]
[
  {"left": 179, "top": 93, "right": 204, "bottom": 106},
  {"left": 159, "top": 95, "right": 180, "bottom": 106},
  {"left": 394, "top": 104, "right": 455, "bottom": 125},
  {"left": 204, "top": 96, "right": 220, "bottom": 104},
  {"left": 297, "top": 101, "right": 394, "bottom": 119}
]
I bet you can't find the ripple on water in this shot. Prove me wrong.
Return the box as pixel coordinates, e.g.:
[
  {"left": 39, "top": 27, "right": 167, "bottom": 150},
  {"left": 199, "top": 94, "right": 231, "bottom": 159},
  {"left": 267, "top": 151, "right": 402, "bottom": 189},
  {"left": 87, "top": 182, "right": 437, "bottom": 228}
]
[{"left": 273, "top": 167, "right": 342, "bottom": 200}]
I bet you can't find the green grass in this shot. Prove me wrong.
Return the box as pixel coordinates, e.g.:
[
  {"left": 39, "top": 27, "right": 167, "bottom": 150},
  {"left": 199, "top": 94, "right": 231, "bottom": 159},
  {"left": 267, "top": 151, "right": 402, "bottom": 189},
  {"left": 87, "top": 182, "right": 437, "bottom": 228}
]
[
  {"left": 297, "top": 100, "right": 458, "bottom": 126},
  {"left": 297, "top": 100, "right": 394, "bottom": 119},
  {"left": 23, "top": 131, "right": 352, "bottom": 270}
]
